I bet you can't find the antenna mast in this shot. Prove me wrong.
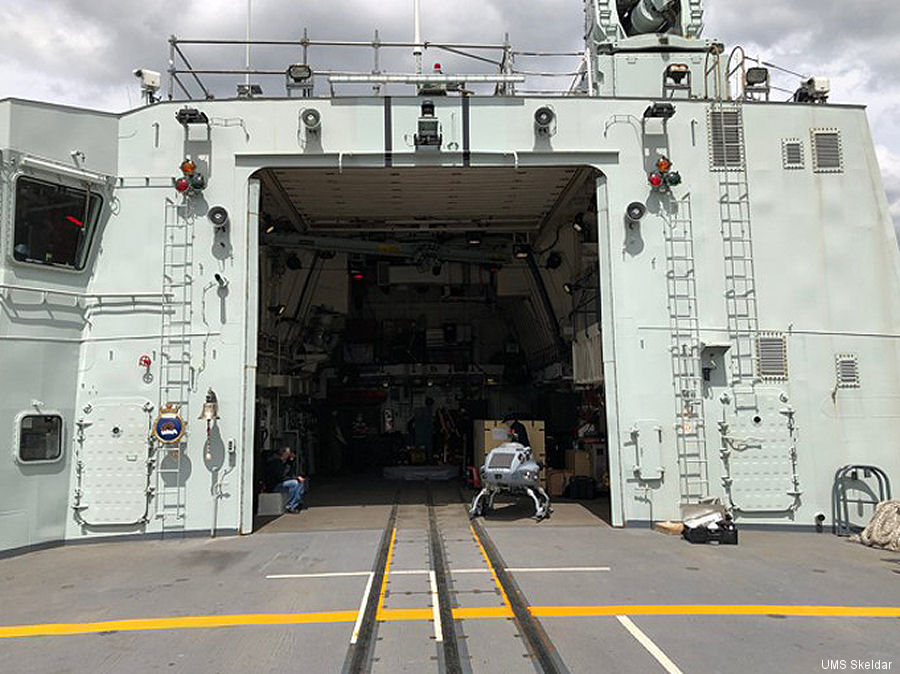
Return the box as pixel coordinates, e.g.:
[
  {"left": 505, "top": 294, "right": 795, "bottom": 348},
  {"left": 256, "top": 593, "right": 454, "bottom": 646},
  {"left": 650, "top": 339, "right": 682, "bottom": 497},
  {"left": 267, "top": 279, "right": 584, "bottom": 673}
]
[
  {"left": 413, "top": 0, "right": 423, "bottom": 74},
  {"left": 245, "top": 0, "right": 252, "bottom": 85}
]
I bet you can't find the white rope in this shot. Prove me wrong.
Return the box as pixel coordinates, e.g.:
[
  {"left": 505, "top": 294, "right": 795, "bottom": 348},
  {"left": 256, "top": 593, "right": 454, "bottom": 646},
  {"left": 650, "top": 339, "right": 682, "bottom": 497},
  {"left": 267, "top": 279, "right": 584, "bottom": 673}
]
[{"left": 852, "top": 500, "right": 900, "bottom": 552}]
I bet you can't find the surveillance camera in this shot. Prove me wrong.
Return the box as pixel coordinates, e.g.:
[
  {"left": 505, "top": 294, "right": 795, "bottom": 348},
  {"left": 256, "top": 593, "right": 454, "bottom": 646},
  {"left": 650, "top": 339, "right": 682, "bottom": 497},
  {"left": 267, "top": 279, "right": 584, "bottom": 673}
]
[{"left": 133, "top": 69, "right": 161, "bottom": 91}]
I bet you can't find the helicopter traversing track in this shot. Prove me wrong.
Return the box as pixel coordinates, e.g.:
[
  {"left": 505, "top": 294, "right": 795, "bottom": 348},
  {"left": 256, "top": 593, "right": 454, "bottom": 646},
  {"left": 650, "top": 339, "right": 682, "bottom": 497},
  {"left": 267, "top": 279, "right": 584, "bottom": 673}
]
[{"left": 469, "top": 443, "right": 552, "bottom": 521}]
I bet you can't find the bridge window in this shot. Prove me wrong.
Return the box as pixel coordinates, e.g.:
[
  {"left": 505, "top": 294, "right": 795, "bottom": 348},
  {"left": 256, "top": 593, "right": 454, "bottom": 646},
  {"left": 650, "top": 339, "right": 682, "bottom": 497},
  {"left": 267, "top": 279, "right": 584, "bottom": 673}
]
[
  {"left": 17, "top": 414, "right": 63, "bottom": 463},
  {"left": 12, "top": 177, "right": 103, "bottom": 270}
]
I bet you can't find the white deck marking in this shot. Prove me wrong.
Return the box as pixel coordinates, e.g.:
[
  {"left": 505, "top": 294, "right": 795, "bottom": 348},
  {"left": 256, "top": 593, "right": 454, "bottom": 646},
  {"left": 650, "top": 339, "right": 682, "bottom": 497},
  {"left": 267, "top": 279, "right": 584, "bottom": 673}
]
[
  {"left": 616, "top": 615, "right": 684, "bottom": 674},
  {"left": 448, "top": 568, "right": 492, "bottom": 574},
  {"left": 350, "top": 572, "right": 376, "bottom": 645},
  {"left": 429, "top": 571, "right": 443, "bottom": 642},
  {"left": 389, "top": 569, "right": 431, "bottom": 576},
  {"left": 507, "top": 567, "right": 611, "bottom": 573},
  {"left": 267, "top": 572, "right": 372, "bottom": 580}
]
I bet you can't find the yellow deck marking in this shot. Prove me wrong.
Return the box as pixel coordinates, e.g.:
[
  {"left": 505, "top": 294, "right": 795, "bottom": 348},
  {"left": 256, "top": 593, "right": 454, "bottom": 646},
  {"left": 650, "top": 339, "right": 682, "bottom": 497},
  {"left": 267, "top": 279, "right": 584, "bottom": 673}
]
[
  {"left": 374, "top": 528, "right": 397, "bottom": 620},
  {"left": 378, "top": 609, "right": 433, "bottom": 621},
  {"left": 452, "top": 607, "right": 515, "bottom": 620},
  {"left": 0, "top": 612, "right": 359, "bottom": 639},
  {"left": 468, "top": 524, "right": 512, "bottom": 611},
  {"left": 529, "top": 605, "right": 900, "bottom": 619},
  {"left": 3, "top": 604, "right": 898, "bottom": 639}
]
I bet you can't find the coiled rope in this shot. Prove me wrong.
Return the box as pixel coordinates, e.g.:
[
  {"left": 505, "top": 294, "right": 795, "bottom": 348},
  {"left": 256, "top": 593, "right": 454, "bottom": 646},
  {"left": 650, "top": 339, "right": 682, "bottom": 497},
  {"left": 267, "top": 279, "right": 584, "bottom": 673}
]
[{"left": 851, "top": 500, "right": 900, "bottom": 552}]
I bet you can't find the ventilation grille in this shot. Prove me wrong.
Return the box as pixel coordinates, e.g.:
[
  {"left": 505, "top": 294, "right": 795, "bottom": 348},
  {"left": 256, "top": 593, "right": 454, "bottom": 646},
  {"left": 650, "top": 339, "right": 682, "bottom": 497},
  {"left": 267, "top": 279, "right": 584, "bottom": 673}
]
[
  {"left": 811, "top": 129, "right": 843, "bottom": 173},
  {"left": 835, "top": 354, "right": 860, "bottom": 389},
  {"left": 782, "top": 139, "right": 805, "bottom": 169},
  {"left": 757, "top": 333, "right": 788, "bottom": 381},
  {"left": 709, "top": 110, "right": 744, "bottom": 170}
]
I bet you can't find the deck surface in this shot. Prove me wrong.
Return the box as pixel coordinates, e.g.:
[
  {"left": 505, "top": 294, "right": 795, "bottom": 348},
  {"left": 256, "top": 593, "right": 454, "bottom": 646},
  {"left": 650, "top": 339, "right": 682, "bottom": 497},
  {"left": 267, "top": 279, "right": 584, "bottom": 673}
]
[{"left": 1, "top": 478, "right": 897, "bottom": 673}]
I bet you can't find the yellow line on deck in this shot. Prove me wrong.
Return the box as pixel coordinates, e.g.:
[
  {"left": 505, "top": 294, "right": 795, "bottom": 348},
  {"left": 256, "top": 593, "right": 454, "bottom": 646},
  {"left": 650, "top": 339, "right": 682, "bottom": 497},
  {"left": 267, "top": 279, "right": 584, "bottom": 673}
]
[
  {"left": 378, "top": 609, "right": 433, "bottom": 621},
  {"left": 452, "top": 607, "right": 515, "bottom": 620},
  {"left": 374, "top": 527, "right": 397, "bottom": 620},
  {"left": 0, "top": 612, "right": 359, "bottom": 639},
  {"left": 469, "top": 524, "right": 512, "bottom": 611},
  {"left": 5, "top": 604, "right": 897, "bottom": 639},
  {"left": 529, "top": 605, "right": 900, "bottom": 619}
]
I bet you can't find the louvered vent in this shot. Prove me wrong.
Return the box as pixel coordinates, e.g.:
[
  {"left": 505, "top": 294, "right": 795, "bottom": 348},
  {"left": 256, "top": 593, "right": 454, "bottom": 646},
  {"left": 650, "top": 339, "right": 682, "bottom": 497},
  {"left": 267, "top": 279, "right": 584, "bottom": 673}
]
[
  {"left": 835, "top": 354, "right": 860, "bottom": 389},
  {"left": 709, "top": 110, "right": 744, "bottom": 170},
  {"left": 811, "top": 129, "right": 843, "bottom": 173},
  {"left": 782, "top": 139, "right": 804, "bottom": 169},
  {"left": 757, "top": 333, "right": 788, "bottom": 381}
]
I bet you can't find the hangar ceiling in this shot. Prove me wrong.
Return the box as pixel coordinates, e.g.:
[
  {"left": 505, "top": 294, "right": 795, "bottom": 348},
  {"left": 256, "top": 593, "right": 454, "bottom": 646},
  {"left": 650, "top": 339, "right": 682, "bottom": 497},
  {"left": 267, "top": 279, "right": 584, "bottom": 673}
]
[{"left": 260, "top": 166, "right": 590, "bottom": 233}]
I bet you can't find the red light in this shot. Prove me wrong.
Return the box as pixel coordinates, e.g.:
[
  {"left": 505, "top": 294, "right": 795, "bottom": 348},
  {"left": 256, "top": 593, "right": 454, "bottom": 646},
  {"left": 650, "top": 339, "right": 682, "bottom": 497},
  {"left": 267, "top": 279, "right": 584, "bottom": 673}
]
[
  {"left": 175, "top": 177, "right": 190, "bottom": 193},
  {"left": 138, "top": 355, "right": 152, "bottom": 368},
  {"left": 649, "top": 172, "right": 664, "bottom": 187},
  {"left": 434, "top": 63, "right": 442, "bottom": 71},
  {"left": 352, "top": 273, "right": 365, "bottom": 281},
  {"left": 65, "top": 215, "right": 84, "bottom": 227}
]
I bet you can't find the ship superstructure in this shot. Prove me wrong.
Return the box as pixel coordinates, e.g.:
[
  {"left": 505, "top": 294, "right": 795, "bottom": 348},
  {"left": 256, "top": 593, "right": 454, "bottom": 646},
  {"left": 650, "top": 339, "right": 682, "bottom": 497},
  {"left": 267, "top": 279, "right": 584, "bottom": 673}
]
[{"left": 1, "top": 0, "right": 898, "bottom": 555}]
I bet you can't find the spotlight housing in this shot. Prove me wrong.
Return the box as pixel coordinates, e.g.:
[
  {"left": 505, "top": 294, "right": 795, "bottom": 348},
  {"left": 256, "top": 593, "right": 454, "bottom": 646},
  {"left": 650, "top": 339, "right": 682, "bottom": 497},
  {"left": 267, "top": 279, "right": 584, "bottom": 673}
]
[
  {"left": 175, "top": 107, "right": 209, "bottom": 125},
  {"left": 288, "top": 63, "right": 313, "bottom": 82},
  {"left": 643, "top": 102, "right": 676, "bottom": 120},
  {"left": 208, "top": 206, "right": 229, "bottom": 228},
  {"left": 534, "top": 106, "right": 557, "bottom": 136},
  {"left": 513, "top": 244, "right": 530, "bottom": 260},
  {"left": 301, "top": 108, "right": 322, "bottom": 132},
  {"left": 626, "top": 202, "right": 647, "bottom": 222},
  {"left": 545, "top": 251, "right": 563, "bottom": 270}
]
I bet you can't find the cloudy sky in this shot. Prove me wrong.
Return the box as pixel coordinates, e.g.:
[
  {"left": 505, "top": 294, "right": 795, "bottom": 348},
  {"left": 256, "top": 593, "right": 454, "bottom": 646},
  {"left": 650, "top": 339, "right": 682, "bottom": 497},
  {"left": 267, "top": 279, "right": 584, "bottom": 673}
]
[{"left": 1, "top": 0, "right": 897, "bottom": 230}]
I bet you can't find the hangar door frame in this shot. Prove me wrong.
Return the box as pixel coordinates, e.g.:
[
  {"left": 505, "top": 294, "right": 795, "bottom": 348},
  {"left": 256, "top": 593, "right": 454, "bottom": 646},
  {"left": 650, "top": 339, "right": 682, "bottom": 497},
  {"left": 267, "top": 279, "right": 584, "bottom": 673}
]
[{"left": 237, "top": 163, "right": 621, "bottom": 532}]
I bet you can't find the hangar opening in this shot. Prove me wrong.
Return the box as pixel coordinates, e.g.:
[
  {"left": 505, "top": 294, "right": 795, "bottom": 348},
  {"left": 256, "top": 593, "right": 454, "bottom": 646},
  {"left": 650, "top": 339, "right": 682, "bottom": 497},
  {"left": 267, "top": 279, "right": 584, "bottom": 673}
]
[{"left": 252, "top": 166, "right": 610, "bottom": 521}]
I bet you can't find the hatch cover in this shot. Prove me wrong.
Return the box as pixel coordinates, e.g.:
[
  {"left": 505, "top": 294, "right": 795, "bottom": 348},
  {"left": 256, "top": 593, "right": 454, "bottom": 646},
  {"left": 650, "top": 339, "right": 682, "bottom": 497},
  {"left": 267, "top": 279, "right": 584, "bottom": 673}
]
[{"left": 77, "top": 401, "right": 151, "bottom": 525}]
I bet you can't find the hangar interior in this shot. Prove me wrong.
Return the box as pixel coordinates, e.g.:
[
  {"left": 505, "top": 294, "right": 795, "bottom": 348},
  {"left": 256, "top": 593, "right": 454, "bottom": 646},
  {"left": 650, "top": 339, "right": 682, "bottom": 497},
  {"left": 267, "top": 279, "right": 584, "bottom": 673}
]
[{"left": 252, "top": 166, "right": 609, "bottom": 515}]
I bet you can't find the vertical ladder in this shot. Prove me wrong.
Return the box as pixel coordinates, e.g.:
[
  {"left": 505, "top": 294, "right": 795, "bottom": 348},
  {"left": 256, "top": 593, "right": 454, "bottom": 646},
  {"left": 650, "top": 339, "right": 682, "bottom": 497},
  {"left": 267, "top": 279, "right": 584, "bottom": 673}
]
[
  {"left": 712, "top": 102, "right": 759, "bottom": 410},
  {"left": 155, "top": 200, "right": 194, "bottom": 533},
  {"left": 664, "top": 195, "right": 710, "bottom": 503}
]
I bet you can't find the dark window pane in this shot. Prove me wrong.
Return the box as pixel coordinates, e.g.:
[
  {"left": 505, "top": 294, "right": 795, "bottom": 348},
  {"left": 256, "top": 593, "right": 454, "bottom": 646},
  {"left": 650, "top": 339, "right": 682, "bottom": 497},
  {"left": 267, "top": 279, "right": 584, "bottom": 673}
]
[
  {"left": 13, "top": 177, "right": 103, "bottom": 270},
  {"left": 19, "top": 415, "right": 63, "bottom": 462}
]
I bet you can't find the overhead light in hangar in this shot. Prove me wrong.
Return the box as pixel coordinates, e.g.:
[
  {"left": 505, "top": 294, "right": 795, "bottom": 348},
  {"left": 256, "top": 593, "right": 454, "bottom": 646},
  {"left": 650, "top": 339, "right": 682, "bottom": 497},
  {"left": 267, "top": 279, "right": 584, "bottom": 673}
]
[
  {"left": 268, "top": 304, "right": 287, "bottom": 316},
  {"left": 513, "top": 244, "right": 531, "bottom": 260},
  {"left": 467, "top": 232, "right": 483, "bottom": 246},
  {"left": 571, "top": 213, "right": 586, "bottom": 234}
]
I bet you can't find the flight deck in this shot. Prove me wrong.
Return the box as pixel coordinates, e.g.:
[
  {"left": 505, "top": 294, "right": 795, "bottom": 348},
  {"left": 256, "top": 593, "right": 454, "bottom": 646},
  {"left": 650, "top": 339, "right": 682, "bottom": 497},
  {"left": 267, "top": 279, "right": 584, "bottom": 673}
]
[{"left": 1, "top": 481, "right": 897, "bottom": 674}]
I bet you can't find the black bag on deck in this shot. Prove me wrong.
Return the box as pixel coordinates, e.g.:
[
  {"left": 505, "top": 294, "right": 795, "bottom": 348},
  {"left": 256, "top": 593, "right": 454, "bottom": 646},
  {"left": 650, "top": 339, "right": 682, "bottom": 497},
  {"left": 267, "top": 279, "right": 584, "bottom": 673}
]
[{"left": 565, "top": 476, "right": 597, "bottom": 500}]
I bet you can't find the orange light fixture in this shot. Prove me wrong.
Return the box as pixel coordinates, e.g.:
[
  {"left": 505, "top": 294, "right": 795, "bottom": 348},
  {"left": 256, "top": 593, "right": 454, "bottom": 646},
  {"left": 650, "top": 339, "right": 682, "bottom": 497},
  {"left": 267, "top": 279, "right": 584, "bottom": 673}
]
[
  {"left": 656, "top": 156, "right": 672, "bottom": 173},
  {"left": 180, "top": 159, "right": 196, "bottom": 175}
]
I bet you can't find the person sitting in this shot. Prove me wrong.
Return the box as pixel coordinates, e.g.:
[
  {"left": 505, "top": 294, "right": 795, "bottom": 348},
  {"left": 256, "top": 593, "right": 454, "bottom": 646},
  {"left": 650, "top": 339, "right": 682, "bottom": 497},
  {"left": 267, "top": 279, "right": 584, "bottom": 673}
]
[{"left": 265, "top": 447, "right": 306, "bottom": 513}]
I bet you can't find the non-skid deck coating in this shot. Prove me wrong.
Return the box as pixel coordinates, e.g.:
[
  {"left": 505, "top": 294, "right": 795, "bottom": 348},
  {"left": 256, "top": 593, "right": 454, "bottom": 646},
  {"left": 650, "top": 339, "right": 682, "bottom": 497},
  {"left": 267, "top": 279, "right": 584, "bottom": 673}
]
[{"left": 0, "top": 479, "right": 898, "bottom": 673}]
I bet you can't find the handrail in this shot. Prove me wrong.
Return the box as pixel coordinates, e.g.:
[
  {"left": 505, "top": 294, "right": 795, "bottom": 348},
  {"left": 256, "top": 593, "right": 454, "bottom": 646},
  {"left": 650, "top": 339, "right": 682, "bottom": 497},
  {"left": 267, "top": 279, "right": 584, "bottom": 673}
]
[{"left": 0, "top": 283, "right": 171, "bottom": 301}]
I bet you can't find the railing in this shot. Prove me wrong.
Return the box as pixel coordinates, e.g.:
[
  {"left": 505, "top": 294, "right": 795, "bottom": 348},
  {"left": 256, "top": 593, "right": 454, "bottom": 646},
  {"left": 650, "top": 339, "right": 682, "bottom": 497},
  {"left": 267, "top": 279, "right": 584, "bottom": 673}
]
[{"left": 166, "top": 32, "right": 592, "bottom": 100}]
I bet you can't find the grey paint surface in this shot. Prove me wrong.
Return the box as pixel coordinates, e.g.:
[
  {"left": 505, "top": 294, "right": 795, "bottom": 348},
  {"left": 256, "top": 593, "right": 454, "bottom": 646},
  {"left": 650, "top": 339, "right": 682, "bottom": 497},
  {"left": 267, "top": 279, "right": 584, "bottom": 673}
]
[{"left": 0, "top": 485, "right": 897, "bottom": 673}]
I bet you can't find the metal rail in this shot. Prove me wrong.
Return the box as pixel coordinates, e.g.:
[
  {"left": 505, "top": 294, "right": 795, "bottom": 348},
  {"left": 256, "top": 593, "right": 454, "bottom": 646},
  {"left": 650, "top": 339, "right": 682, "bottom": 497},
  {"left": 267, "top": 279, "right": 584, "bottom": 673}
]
[
  {"left": 426, "top": 483, "right": 463, "bottom": 674},
  {"left": 341, "top": 486, "right": 401, "bottom": 674}
]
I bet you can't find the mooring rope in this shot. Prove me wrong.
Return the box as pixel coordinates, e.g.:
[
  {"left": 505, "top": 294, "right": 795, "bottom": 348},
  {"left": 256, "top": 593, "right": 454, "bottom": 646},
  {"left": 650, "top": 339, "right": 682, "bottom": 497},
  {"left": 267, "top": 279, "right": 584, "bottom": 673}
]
[{"left": 851, "top": 500, "right": 900, "bottom": 552}]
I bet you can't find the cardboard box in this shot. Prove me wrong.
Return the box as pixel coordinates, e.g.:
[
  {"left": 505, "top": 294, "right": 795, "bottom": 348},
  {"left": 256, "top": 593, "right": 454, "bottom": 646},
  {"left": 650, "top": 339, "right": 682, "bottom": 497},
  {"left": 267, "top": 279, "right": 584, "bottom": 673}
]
[
  {"left": 565, "top": 449, "right": 594, "bottom": 477},
  {"left": 474, "top": 420, "right": 545, "bottom": 469},
  {"left": 547, "top": 469, "right": 574, "bottom": 497}
]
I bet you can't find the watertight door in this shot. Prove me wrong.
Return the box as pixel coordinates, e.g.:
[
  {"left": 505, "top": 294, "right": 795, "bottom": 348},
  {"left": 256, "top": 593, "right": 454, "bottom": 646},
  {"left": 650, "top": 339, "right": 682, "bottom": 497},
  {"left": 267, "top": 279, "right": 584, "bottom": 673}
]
[
  {"left": 720, "top": 389, "right": 799, "bottom": 512},
  {"left": 76, "top": 400, "right": 152, "bottom": 525}
]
